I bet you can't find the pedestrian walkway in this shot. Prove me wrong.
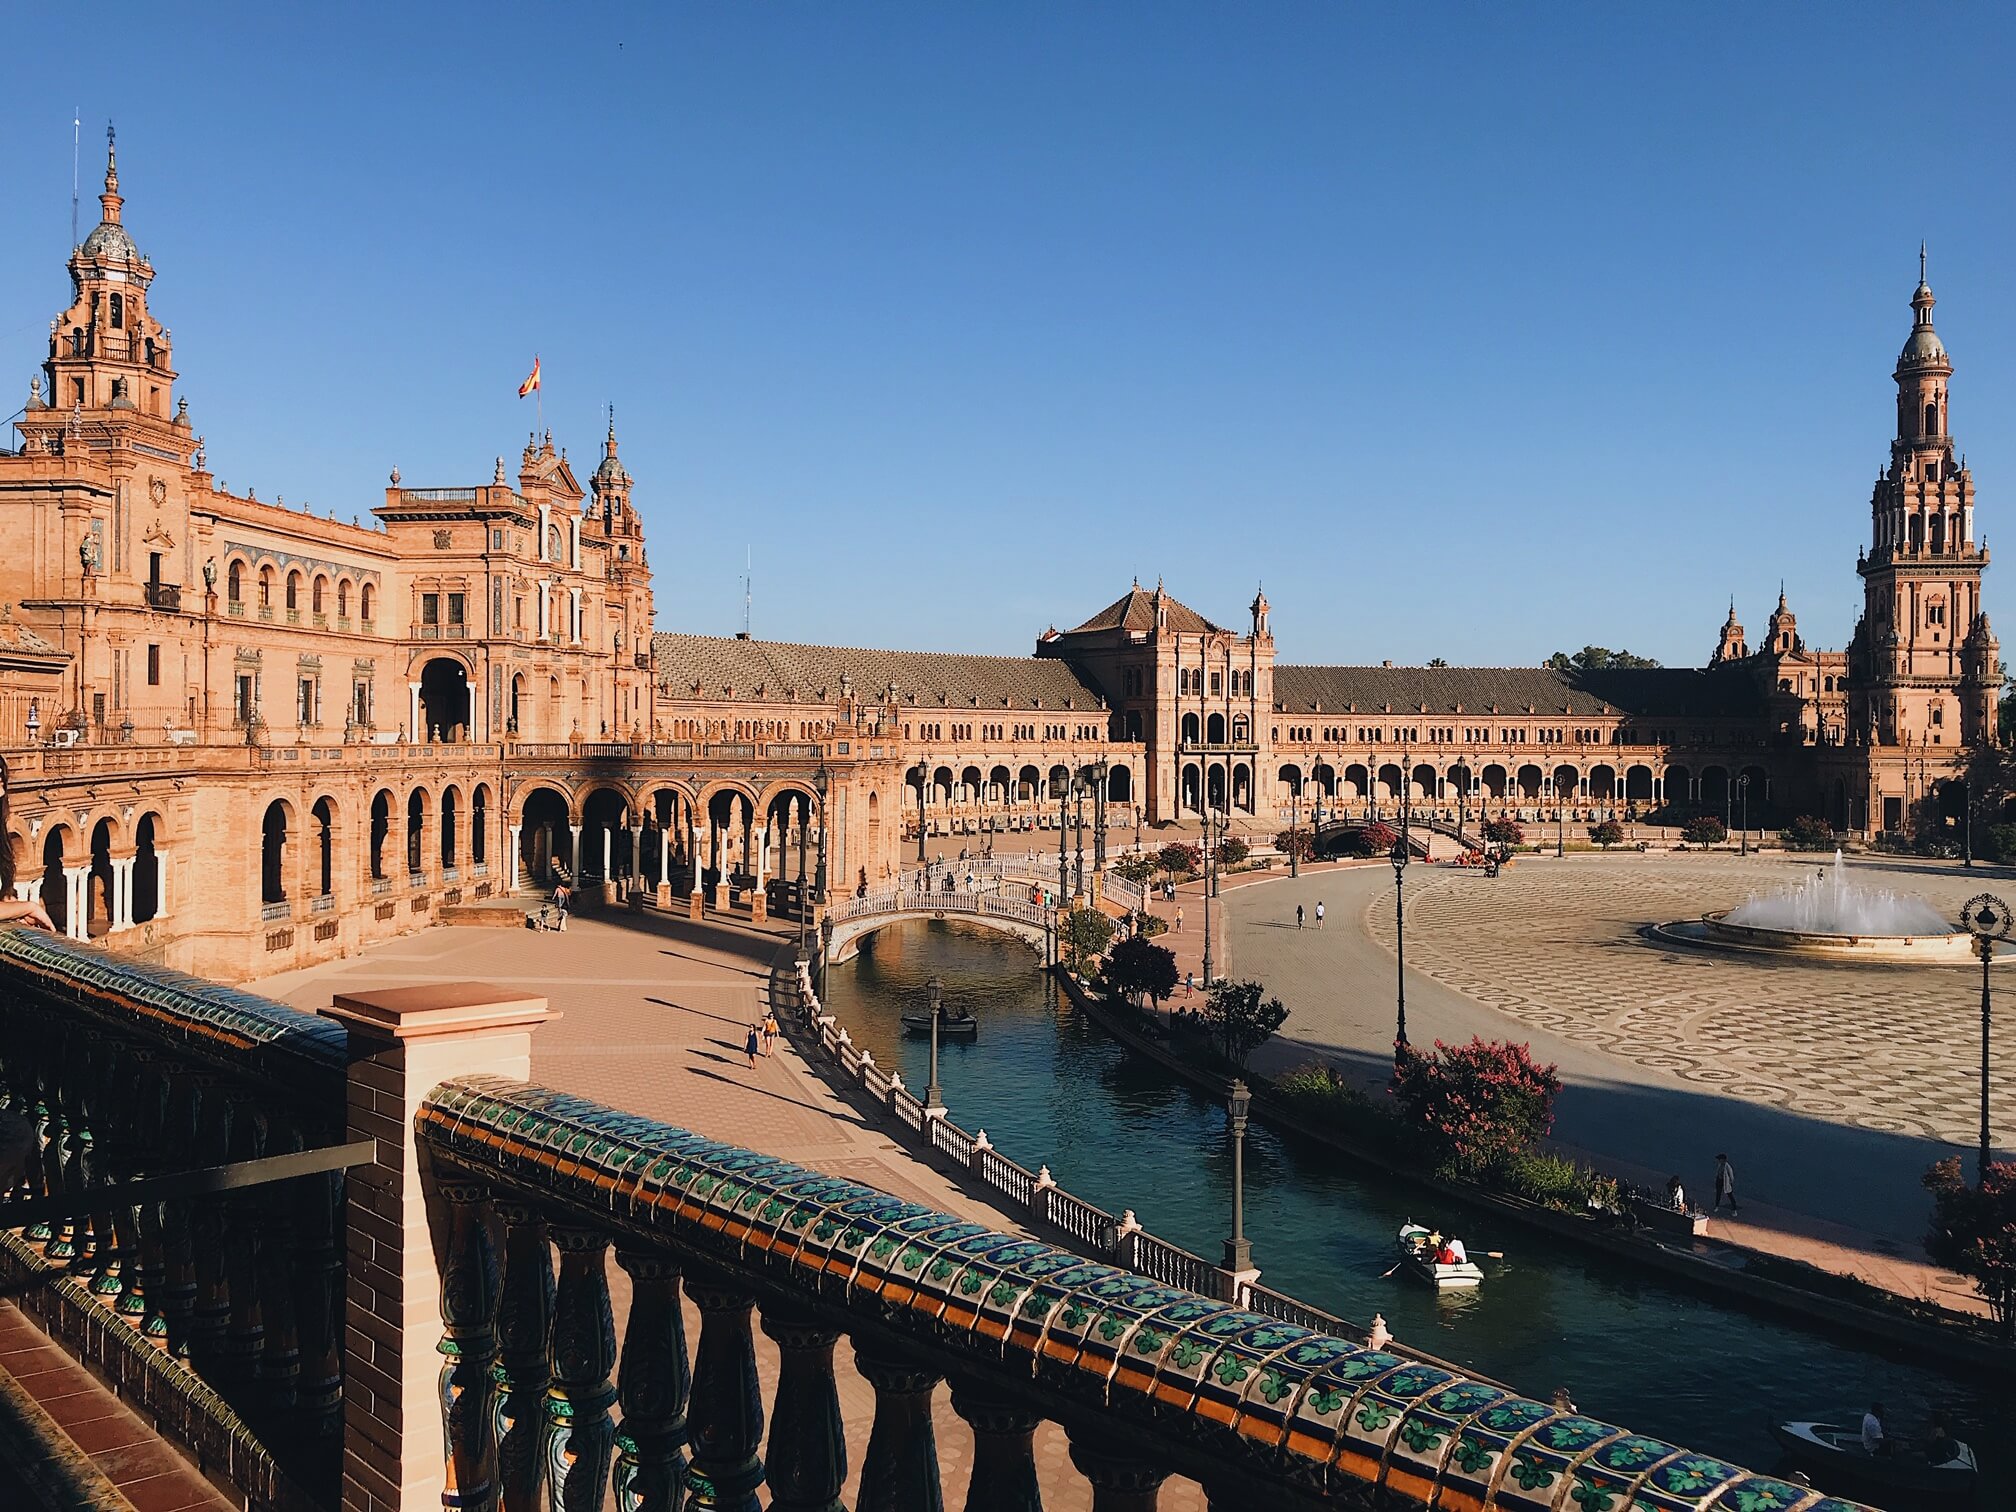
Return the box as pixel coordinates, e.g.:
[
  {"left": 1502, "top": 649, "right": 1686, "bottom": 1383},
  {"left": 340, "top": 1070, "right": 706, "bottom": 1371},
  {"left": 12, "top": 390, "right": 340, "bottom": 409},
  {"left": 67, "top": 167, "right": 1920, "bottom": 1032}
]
[{"left": 253, "top": 907, "right": 1208, "bottom": 1509}]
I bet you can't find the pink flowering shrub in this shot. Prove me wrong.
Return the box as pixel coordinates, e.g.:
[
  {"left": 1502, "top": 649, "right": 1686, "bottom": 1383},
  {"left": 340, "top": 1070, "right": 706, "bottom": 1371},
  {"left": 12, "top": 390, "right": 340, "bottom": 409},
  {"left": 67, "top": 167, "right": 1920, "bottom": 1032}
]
[
  {"left": 1390, "top": 1037, "right": 1563, "bottom": 1178},
  {"left": 1924, "top": 1157, "right": 2016, "bottom": 1338}
]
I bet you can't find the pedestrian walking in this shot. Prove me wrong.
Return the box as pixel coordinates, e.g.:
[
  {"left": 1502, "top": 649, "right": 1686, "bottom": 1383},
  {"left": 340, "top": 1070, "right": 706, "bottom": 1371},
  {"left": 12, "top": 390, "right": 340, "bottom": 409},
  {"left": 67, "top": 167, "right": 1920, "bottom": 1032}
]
[
  {"left": 1296, "top": 903, "right": 1305, "bottom": 929},
  {"left": 1315, "top": 900, "right": 1325, "bottom": 929},
  {"left": 1175, "top": 906, "right": 1185, "bottom": 934},
  {"left": 552, "top": 881, "right": 570, "bottom": 932},
  {"left": 762, "top": 1011, "right": 780, "bottom": 1057},
  {"left": 744, "top": 1024, "right": 761, "bottom": 1068},
  {"left": 1185, "top": 971, "right": 1195, "bottom": 998},
  {"left": 1712, "top": 1153, "right": 1739, "bottom": 1216}
]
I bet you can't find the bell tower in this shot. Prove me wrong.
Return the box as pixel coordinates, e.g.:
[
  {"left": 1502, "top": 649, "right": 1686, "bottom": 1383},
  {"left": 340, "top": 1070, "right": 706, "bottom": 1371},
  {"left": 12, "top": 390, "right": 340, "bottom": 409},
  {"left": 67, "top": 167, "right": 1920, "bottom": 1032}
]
[
  {"left": 1849, "top": 250, "right": 1988, "bottom": 749},
  {"left": 39, "top": 127, "right": 177, "bottom": 422}
]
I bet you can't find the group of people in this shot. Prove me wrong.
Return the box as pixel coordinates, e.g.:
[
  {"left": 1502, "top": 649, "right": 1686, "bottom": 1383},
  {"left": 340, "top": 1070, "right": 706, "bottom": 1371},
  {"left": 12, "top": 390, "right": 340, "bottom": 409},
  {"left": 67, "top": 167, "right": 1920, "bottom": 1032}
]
[
  {"left": 1861, "top": 1402, "right": 1961, "bottom": 1464},
  {"left": 743, "top": 1011, "right": 780, "bottom": 1067},
  {"left": 1292, "top": 901, "right": 1326, "bottom": 929},
  {"left": 1664, "top": 1154, "right": 1740, "bottom": 1217}
]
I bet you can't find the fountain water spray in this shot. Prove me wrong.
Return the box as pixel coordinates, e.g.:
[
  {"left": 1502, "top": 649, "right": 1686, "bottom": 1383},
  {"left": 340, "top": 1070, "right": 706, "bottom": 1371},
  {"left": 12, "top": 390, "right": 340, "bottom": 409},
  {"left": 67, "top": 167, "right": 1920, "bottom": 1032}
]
[{"left": 1723, "top": 850, "right": 1948, "bottom": 936}]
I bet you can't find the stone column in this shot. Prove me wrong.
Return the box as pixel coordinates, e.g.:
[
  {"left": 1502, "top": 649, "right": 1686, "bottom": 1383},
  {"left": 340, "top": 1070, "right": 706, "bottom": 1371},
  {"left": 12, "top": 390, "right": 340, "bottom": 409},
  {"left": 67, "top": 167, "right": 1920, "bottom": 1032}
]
[
  {"left": 750, "top": 827, "right": 768, "bottom": 921},
  {"left": 324, "top": 982, "right": 551, "bottom": 1512},
  {"left": 508, "top": 825, "right": 523, "bottom": 890},
  {"left": 657, "top": 821, "right": 673, "bottom": 908},
  {"left": 109, "top": 858, "right": 132, "bottom": 930},
  {"left": 569, "top": 824, "right": 583, "bottom": 885},
  {"left": 690, "top": 824, "right": 706, "bottom": 921},
  {"left": 155, "top": 850, "right": 168, "bottom": 917},
  {"left": 949, "top": 1384, "right": 1042, "bottom": 1512},
  {"left": 64, "top": 865, "right": 90, "bottom": 940},
  {"left": 601, "top": 825, "right": 615, "bottom": 903},
  {"left": 408, "top": 682, "right": 421, "bottom": 744}
]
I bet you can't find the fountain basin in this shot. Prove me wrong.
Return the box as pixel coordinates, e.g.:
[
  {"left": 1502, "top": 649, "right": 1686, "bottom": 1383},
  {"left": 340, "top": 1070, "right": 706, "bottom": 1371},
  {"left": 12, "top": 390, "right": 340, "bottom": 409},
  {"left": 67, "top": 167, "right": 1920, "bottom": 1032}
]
[{"left": 1652, "top": 911, "right": 1993, "bottom": 964}]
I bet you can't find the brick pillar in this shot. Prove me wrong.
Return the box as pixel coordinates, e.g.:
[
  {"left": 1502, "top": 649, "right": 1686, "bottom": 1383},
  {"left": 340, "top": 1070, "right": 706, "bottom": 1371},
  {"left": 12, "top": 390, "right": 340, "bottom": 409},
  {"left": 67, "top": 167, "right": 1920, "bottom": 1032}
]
[{"left": 326, "top": 983, "right": 554, "bottom": 1512}]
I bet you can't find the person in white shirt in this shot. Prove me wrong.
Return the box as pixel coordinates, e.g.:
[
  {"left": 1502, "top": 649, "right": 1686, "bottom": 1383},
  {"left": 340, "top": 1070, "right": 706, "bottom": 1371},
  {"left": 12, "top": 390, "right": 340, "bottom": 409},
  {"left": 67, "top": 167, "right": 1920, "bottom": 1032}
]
[
  {"left": 1446, "top": 1238, "right": 1468, "bottom": 1264},
  {"left": 1861, "top": 1402, "right": 1886, "bottom": 1456}
]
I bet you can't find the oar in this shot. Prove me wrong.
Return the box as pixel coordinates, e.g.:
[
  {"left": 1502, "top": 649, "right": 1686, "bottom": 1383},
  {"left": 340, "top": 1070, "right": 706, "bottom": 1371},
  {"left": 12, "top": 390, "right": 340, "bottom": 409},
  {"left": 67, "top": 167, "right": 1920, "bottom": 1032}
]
[{"left": 1379, "top": 1260, "right": 1404, "bottom": 1278}]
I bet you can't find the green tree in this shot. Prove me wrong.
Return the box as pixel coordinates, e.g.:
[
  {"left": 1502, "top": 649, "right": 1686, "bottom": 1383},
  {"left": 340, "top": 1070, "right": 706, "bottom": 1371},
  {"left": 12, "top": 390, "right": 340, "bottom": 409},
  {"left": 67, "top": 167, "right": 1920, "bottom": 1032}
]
[
  {"left": 1059, "top": 907, "right": 1115, "bottom": 970},
  {"left": 1546, "top": 646, "right": 1663, "bottom": 672},
  {"left": 1924, "top": 1157, "right": 2016, "bottom": 1338},
  {"left": 1588, "top": 819, "right": 1624, "bottom": 849},
  {"left": 1157, "top": 842, "right": 1202, "bottom": 877},
  {"left": 1681, "top": 815, "right": 1727, "bottom": 846},
  {"left": 1112, "top": 854, "right": 1158, "bottom": 884},
  {"left": 1105, "top": 934, "right": 1179, "bottom": 1010},
  {"left": 1275, "top": 826, "right": 1314, "bottom": 862},
  {"left": 1201, "top": 979, "right": 1290, "bottom": 1069},
  {"left": 1217, "top": 836, "right": 1249, "bottom": 866},
  {"left": 1481, "top": 816, "right": 1524, "bottom": 845},
  {"left": 1779, "top": 814, "right": 1835, "bottom": 851}
]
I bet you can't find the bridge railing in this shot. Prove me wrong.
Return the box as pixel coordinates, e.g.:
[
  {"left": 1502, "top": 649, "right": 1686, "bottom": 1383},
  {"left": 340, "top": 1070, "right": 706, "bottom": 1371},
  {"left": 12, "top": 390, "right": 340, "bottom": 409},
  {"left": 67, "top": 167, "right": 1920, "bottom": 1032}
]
[{"left": 828, "top": 887, "right": 1052, "bottom": 931}]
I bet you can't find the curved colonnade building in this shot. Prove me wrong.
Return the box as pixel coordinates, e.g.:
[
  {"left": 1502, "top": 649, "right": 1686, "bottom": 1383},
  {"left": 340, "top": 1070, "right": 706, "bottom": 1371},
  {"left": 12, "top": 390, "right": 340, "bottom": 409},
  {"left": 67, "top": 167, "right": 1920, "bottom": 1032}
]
[{"left": 0, "top": 139, "right": 1998, "bottom": 979}]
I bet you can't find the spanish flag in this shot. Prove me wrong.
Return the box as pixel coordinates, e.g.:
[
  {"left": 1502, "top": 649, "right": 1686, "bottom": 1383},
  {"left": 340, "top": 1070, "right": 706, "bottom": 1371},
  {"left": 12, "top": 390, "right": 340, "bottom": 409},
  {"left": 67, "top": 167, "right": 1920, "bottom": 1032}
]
[{"left": 517, "top": 356, "right": 541, "bottom": 398}]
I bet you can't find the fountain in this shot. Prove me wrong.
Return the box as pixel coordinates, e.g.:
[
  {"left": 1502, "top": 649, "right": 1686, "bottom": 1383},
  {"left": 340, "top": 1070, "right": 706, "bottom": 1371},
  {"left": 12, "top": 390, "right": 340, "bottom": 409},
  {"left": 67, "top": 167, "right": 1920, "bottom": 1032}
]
[{"left": 1656, "top": 851, "right": 1993, "bottom": 963}]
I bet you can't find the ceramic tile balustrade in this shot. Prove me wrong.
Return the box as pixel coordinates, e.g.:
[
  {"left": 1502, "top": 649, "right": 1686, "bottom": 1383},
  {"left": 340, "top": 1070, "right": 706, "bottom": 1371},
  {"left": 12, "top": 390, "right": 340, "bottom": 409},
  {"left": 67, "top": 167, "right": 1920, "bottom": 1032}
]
[{"left": 418, "top": 1074, "right": 1877, "bottom": 1512}]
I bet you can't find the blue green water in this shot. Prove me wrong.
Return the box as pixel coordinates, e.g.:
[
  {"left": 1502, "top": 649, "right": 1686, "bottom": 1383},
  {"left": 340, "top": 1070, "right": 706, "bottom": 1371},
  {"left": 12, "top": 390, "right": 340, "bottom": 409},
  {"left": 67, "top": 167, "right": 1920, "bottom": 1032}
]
[{"left": 823, "top": 918, "right": 2011, "bottom": 1486}]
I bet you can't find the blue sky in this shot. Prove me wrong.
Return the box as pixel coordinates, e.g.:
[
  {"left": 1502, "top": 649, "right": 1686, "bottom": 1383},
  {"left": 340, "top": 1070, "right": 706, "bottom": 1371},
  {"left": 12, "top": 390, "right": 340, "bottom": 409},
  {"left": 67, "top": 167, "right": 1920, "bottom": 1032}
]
[{"left": 4, "top": 5, "right": 2013, "bottom": 665}]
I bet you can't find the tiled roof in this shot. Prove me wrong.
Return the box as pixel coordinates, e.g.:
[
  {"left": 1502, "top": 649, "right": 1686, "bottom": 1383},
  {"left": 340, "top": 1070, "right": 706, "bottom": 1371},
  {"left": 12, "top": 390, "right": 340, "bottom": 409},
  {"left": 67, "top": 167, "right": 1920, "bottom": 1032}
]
[
  {"left": 1066, "top": 585, "right": 1223, "bottom": 636},
  {"left": 653, "top": 632, "right": 1107, "bottom": 710},
  {"left": 0, "top": 615, "right": 62, "bottom": 659},
  {"left": 1271, "top": 664, "right": 1764, "bottom": 719}
]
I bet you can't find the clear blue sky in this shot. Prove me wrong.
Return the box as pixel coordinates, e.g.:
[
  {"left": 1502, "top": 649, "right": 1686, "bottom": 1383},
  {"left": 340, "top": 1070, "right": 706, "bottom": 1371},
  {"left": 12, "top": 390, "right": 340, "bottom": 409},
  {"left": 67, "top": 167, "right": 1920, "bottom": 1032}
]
[{"left": 5, "top": 5, "right": 2013, "bottom": 666}]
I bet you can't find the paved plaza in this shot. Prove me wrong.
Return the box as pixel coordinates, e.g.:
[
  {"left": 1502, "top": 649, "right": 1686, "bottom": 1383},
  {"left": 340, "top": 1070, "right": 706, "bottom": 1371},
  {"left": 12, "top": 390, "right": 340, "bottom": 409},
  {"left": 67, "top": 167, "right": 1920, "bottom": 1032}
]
[
  {"left": 1218, "top": 851, "right": 2014, "bottom": 1273},
  {"left": 252, "top": 908, "right": 1207, "bottom": 1511}
]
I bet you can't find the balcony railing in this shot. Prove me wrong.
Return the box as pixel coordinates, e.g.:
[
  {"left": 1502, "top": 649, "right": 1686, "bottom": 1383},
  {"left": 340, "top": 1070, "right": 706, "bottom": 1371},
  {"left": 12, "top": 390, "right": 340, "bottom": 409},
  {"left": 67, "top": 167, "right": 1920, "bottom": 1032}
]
[{"left": 142, "top": 581, "right": 181, "bottom": 612}]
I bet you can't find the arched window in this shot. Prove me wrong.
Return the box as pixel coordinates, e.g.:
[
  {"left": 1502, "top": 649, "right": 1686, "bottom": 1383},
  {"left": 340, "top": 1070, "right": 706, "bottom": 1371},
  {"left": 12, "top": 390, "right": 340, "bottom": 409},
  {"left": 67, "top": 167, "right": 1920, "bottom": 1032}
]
[
  {"left": 312, "top": 576, "right": 326, "bottom": 614},
  {"left": 337, "top": 580, "right": 350, "bottom": 618},
  {"left": 360, "top": 583, "right": 375, "bottom": 620},
  {"left": 259, "top": 566, "right": 273, "bottom": 607},
  {"left": 110, "top": 294, "right": 124, "bottom": 329},
  {"left": 1925, "top": 400, "right": 1939, "bottom": 435},
  {"left": 227, "top": 561, "right": 243, "bottom": 603},
  {"left": 285, "top": 571, "right": 301, "bottom": 610}
]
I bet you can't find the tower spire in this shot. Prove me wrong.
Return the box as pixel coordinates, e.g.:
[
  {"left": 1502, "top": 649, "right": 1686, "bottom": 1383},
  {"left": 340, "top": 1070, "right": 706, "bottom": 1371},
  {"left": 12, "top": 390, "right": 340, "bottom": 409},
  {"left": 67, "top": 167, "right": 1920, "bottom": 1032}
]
[
  {"left": 1920, "top": 240, "right": 1927, "bottom": 286},
  {"left": 99, "top": 121, "right": 122, "bottom": 224}
]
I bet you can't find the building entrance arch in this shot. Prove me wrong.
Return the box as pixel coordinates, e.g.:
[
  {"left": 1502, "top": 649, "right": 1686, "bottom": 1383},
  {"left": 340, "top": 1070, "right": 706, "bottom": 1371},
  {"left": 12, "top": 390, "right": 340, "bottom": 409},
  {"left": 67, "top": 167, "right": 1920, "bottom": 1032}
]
[
  {"left": 418, "top": 657, "right": 472, "bottom": 743},
  {"left": 519, "top": 786, "right": 572, "bottom": 889}
]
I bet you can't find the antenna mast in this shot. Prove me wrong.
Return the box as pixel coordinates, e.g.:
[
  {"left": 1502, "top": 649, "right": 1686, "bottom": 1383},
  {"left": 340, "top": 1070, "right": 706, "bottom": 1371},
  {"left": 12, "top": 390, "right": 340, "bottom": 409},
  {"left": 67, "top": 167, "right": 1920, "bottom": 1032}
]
[{"left": 70, "top": 109, "right": 80, "bottom": 249}]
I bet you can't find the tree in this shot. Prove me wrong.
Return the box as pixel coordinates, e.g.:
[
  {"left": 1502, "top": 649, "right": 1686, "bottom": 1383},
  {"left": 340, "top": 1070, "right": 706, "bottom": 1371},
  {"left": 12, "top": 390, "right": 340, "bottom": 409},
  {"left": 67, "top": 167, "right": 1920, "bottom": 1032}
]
[
  {"left": 1112, "top": 854, "right": 1158, "bottom": 885},
  {"left": 1546, "top": 646, "right": 1663, "bottom": 672},
  {"left": 1681, "top": 815, "right": 1727, "bottom": 846},
  {"left": 1780, "top": 814, "right": 1835, "bottom": 852},
  {"left": 1200, "top": 979, "right": 1289, "bottom": 1069},
  {"left": 1217, "top": 836, "right": 1249, "bottom": 866},
  {"left": 1342, "top": 821, "right": 1402, "bottom": 859},
  {"left": 1427, "top": 657, "right": 1449, "bottom": 668},
  {"left": 1923, "top": 1157, "right": 2016, "bottom": 1338},
  {"left": 1157, "top": 842, "right": 1202, "bottom": 877},
  {"left": 1106, "top": 934, "right": 1179, "bottom": 1010},
  {"left": 1588, "top": 819, "right": 1624, "bottom": 849},
  {"left": 1481, "top": 816, "right": 1524, "bottom": 845},
  {"left": 1390, "top": 1037, "right": 1563, "bottom": 1178},
  {"left": 1275, "top": 827, "right": 1314, "bottom": 862},
  {"left": 1059, "top": 907, "right": 1114, "bottom": 970}
]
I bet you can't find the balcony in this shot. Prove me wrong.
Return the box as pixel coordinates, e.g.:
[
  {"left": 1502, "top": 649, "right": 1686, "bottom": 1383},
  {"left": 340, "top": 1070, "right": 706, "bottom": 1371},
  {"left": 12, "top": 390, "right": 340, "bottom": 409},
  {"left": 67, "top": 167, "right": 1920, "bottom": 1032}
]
[
  {"left": 141, "top": 581, "right": 180, "bottom": 612},
  {"left": 416, "top": 624, "right": 469, "bottom": 639},
  {"left": 226, "top": 599, "right": 246, "bottom": 617}
]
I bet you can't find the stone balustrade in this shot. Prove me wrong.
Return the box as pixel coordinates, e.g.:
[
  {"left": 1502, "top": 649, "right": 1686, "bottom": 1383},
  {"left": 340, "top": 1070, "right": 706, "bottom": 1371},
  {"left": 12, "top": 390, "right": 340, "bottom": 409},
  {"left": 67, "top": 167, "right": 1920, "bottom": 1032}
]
[{"left": 0, "top": 928, "right": 1875, "bottom": 1512}]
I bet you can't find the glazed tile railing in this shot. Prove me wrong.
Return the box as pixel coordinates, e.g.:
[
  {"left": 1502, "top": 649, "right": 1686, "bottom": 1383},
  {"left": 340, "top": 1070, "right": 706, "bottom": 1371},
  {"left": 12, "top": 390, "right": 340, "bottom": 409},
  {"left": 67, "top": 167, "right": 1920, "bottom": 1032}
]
[
  {"left": 0, "top": 929, "right": 346, "bottom": 1512},
  {"left": 419, "top": 1074, "right": 1871, "bottom": 1512}
]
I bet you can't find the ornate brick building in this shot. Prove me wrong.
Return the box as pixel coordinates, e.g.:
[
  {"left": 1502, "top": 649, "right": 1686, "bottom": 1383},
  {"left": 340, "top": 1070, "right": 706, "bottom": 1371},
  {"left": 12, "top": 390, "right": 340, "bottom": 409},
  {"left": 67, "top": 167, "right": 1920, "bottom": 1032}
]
[{"left": 0, "top": 137, "right": 1997, "bottom": 980}]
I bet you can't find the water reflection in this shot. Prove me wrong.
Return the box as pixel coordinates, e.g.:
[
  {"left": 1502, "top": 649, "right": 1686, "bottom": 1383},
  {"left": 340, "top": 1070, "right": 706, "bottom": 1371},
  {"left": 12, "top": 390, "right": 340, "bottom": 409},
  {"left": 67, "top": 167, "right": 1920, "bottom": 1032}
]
[{"left": 822, "top": 920, "right": 2010, "bottom": 1474}]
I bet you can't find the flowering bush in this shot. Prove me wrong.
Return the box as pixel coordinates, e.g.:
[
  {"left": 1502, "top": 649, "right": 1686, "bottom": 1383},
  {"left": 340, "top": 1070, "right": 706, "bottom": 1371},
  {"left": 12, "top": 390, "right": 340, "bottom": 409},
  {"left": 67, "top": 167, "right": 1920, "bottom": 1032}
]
[
  {"left": 1681, "top": 815, "right": 1727, "bottom": 846},
  {"left": 1217, "top": 836, "right": 1250, "bottom": 866},
  {"left": 1924, "top": 1157, "right": 2016, "bottom": 1337},
  {"left": 1588, "top": 819, "right": 1625, "bottom": 849},
  {"left": 1780, "top": 814, "right": 1835, "bottom": 851},
  {"left": 1275, "top": 826, "right": 1314, "bottom": 862},
  {"left": 1481, "top": 817, "right": 1525, "bottom": 844},
  {"left": 1157, "top": 842, "right": 1202, "bottom": 877},
  {"left": 1390, "top": 1037, "right": 1562, "bottom": 1178}
]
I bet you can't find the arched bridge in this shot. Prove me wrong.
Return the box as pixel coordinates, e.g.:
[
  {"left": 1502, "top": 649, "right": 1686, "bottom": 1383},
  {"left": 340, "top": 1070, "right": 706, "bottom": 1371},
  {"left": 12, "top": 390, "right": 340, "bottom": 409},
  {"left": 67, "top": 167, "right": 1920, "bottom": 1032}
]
[{"left": 824, "top": 888, "right": 1053, "bottom": 963}]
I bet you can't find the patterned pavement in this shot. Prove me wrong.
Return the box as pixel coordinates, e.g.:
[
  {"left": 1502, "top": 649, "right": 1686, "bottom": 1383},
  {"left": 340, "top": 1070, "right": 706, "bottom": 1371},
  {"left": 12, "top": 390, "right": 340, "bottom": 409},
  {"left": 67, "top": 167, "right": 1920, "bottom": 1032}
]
[{"left": 1361, "top": 853, "right": 2016, "bottom": 1149}]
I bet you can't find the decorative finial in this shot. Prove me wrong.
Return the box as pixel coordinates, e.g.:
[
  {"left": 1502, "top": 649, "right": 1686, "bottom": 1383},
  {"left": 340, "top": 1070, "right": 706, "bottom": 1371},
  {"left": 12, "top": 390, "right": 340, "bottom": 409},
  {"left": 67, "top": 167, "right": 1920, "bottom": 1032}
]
[
  {"left": 607, "top": 402, "right": 616, "bottom": 442},
  {"left": 389, "top": 464, "right": 400, "bottom": 483},
  {"left": 493, "top": 456, "right": 506, "bottom": 484},
  {"left": 1921, "top": 240, "right": 1928, "bottom": 285}
]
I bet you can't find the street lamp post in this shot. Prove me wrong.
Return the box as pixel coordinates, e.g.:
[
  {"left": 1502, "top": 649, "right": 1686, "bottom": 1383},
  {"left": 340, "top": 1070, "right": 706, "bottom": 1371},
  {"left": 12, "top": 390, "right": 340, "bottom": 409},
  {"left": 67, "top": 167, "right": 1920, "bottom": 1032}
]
[
  {"left": 1964, "top": 775, "right": 1975, "bottom": 868},
  {"left": 1390, "top": 837, "right": 1410, "bottom": 1062},
  {"left": 1556, "top": 801, "right": 1564, "bottom": 859},
  {"left": 1223, "top": 1078, "right": 1253, "bottom": 1274},
  {"left": 1057, "top": 779, "right": 1070, "bottom": 904},
  {"left": 1073, "top": 780, "right": 1086, "bottom": 900},
  {"left": 1289, "top": 778, "right": 1300, "bottom": 878},
  {"left": 924, "top": 974, "right": 946, "bottom": 1112},
  {"left": 1962, "top": 894, "right": 2011, "bottom": 1187},
  {"left": 1092, "top": 757, "right": 1109, "bottom": 875},
  {"left": 812, "top": 765, "right": 831, "bottom": 996},
  {"left": 1202, "top": 807, "right": 1220, "bottom": 989},
  {"left": 1737, "top": 774, "right": 1751, "bottom": 857},
  {"left": 913, "top": 763, "right": 928, "bottom": 863},
  {"left": 795, "top": 792, "right": 810, "bottom": 963}
]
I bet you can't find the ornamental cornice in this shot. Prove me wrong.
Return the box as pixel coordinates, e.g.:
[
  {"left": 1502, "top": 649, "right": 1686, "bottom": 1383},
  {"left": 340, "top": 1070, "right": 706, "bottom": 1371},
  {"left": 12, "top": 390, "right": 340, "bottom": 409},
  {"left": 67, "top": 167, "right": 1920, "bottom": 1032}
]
[{"left": 220, "top": 539, "right": 383, "bottom": 584}]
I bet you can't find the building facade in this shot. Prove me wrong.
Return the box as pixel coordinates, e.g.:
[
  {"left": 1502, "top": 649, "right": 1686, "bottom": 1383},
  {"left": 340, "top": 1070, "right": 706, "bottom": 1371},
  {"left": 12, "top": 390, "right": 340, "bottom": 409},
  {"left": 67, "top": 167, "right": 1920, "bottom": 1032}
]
[{"left": 0, "top": 137, "right": 1997, "bottom": 980}]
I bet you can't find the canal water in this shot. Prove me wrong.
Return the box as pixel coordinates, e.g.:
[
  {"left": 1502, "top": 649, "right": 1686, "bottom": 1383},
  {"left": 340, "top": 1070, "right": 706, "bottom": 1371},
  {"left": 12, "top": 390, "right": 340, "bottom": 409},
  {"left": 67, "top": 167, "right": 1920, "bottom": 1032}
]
[{"left": 823, "top": 919, "right": 2012, "bottom": 1481}]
